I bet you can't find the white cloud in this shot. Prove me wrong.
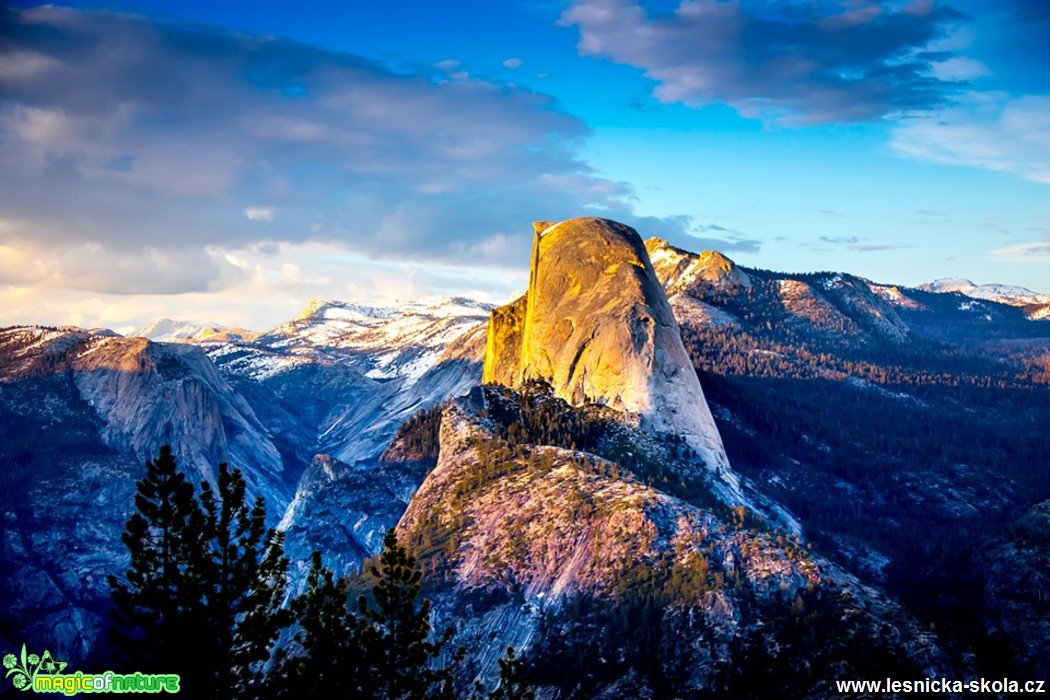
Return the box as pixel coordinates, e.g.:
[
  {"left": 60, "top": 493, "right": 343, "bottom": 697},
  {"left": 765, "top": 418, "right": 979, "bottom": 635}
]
[
  {"left": 929, "top": 56, "right": 989, "bottom": 81},
  {"left": 244, "top": 207, "right": 273, "bottom": 222},
  {"left": 990, "top": 240, "right": 1050, "bottom": 262},
  {"left": 502, "top": 58, "right": 523, "bottom": 69},
  {"left": 891, "top": 92, "right": 1050, "bottom": 184},
  {"left": 560, "top": 0, "right": 966, "bottom": 124},
  {"left": 0, "top": 239, "right": 529, "bottom": 331},
  {"left": 0, "top": 5, "right": 692, "bottom": 307}
]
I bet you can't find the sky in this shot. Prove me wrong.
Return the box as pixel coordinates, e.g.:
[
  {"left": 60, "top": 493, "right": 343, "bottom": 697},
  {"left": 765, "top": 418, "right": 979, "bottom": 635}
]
[{"left": 1, "top": 0, "right": 1048, "bottom": 331}]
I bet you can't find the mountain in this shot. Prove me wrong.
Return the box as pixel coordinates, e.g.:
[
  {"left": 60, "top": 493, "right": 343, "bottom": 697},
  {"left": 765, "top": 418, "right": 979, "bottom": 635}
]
[
  {"left": 0, "top": 296, "right": 491, "bottom": 660},
  {"left": 919, "top": 277, "right": 1050, "bottom": 307},
  {"left": 641, "top": 239, "right": 1050, "bottom": 679},
  {"left": 397, "top": 384, "right": 947, "bottom": 696},
  {"left": 206, "top": 296, "right": 490, "bottom": 466},
  {"left": 0, "top": 326, "right": 301, "bottom": 660},
  {"left": 484, "top": 218, "right": 739, "bottom": 500},
  {"left": 392, "top": 219, "right": 950, "bottom": 694},
  {"left": 130, "top": 318, "right": 259, "bottom": 343},
  {"left": 646, "top": 239, "right": 752, "bottom": 297},
  {"left": 918, "top": 277, "right": 1050, "bottom": 322},
  {"left": 3, "top": 222, "right": 1048, "bottom": 688},
  {"left": 976, "top": 499, "right": 1050, "bottom": 679}
]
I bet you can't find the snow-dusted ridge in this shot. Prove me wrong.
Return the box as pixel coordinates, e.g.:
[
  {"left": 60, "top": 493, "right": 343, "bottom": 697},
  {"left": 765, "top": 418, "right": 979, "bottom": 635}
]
[
  {"left": 130, "top": 318, "right": 259, "bottom": 343},
  {"left": 200, "top": 295, "right": 493, "bottom": 467},
  {"left": 253, "top": 295, "right": 493, "bottom": 384},
  {"left": 919, "top": 277, "right": 1050, "bottom": 308}
]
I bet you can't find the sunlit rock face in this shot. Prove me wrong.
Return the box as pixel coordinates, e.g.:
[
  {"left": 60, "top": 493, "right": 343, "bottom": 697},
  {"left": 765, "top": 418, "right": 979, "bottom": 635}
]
[
  {"left": 483, "top": 217, "right": 732, "bottom": 481},
  {"left": 394, "top": 385, "right": 950, "bottom": 693},
  {"left": 644, "top": 238, "right": 752, "bottom": 297}
]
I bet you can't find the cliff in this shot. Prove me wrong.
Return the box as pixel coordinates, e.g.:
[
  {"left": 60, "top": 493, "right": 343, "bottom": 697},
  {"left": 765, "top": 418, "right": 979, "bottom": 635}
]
[{"left": 482, "top": 217, "right": 734, "bottom": 487}]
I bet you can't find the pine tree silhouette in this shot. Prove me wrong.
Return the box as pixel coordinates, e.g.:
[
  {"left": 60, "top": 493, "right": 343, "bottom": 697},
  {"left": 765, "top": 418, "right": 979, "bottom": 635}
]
[
  {"left": 272, "top": 550, "right": 363, "bottom": 696},
  {"left": 276, "top": 529, "right": 462, "bottom": 699},
  {"left": 356, "top": 529, "right": 461, "bottom": 699},
  {"left": 197, "top": 464, "right": 292, "bottom": 698},
  {"left": 485, "top": 647, "right": 534, "bottom": 700},
  {"left": 109, "top": 447, "right": 290, "bottom": 699},
  {"left": 108, "top": 445, "right": 200, "bottom": 676}
]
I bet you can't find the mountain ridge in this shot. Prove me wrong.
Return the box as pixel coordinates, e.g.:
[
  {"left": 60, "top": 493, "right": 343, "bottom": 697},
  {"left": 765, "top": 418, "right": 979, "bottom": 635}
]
[{"left": 2, "top": 224, "right": 1048, "bottom": 685}]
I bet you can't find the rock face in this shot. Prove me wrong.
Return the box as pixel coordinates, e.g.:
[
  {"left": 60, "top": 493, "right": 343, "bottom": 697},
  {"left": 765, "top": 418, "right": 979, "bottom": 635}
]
[
  {"left": 396, "top": 385, "right": 950, "bottom": 695},
  {"left": 976, "top": 500, "right": 1050, "bottom": 679},
  {"left": 645, "top": 238, "right": 751, "bottom": 297},
  {"left": 483, "top": 218, "right": 733, "bottom": 483},
  {"left": 0, "top": 326, "right": 301, "bottom": 660}
]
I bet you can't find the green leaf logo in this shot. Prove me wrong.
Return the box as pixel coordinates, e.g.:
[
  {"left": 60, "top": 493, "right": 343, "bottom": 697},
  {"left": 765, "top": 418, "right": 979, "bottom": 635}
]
[{"left": 4, "top": 644, "right": 67, "bottom": 692}]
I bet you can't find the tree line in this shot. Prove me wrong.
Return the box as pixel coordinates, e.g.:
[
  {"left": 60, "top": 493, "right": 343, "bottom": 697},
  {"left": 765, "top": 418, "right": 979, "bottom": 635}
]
[{"left": 107, "top": 445, "right": 532, "bottom": 700}]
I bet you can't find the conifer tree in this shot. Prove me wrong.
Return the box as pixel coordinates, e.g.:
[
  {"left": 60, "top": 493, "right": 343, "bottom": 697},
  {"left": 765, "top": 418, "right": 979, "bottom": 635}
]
[
  {"left": 196, "top": 464, "right": 292, "bottom": 698},
  {"left": 356, "top": 528, "right": 461, "bottom": 700},
  {"left": 232, "top": 528, "right": 292, "bottom": 697},
  {"left": 485, "top": 647, "right": 534, "bottom": 700},
  {"left": 109, "top": 447, "right": 290, "bottom": 699},
  {"left": 273, "top": 550, "right": 362, "bottom": 697},
  {"left": 108, "top": 445, "right": 200, "bottom": 674},
  {"left": 276, "top": 529, "right": 462, "bottom": 699}
]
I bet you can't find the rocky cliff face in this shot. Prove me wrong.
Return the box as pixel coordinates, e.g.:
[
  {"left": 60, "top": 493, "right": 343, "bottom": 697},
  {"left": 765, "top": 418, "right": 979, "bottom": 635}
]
[
  {"left": 976, "top": 500, "right": 1050, "bottom": 679},
  {"left": 483, "top": 218, "right": 736, "bottom": 492},
  {"left": 645, "top": 239, "right": 751, "bottom": 297},
  {"left": 645, "top": 237, "right": 913, "bottom": 342},
  {"left": 0, "top": 326, "right": 301, "bottom": 660},
  {"left": 0, "top": 300, "right": 489, "bottom": 660},
  {"left": 395, "top": 385, "right": 949, "bottom": 695},
  {"left": 71, "top": 336, "right": 296, "bottom": 504}
]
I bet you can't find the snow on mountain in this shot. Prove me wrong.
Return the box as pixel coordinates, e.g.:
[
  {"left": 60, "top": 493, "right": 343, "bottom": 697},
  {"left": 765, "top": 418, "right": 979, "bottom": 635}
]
[
  {"left": 919, "top": 278, "right": 1050, "bottom": 308},
  {"left": 222, "top": 296, "right": 490, "bottom": 384},
  {"left": 867, "top": 284, "right": 926, "bottom": 310},
  {"left": 130, "top": 318, "right": 258, "bottom": 343},
  {"left": 207, "top": 295, "right": 492, "bottom": 466},
  {"left": 645, "top": 238, "right": 751, "bottom": 297}
]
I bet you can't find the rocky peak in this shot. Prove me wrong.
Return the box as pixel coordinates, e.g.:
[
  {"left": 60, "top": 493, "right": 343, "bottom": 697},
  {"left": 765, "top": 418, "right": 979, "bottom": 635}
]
[
  {"left": 644, "top": 238, "right": 751, "bottom": 297},
  {"left": 482, "top": 217, "right": 736, "bottom": 488}
]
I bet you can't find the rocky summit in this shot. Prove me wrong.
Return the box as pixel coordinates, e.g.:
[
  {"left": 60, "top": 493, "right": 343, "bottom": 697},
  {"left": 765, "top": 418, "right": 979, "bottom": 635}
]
[{"left": 482, "top": 217, "right": 736, "bottom": 491}]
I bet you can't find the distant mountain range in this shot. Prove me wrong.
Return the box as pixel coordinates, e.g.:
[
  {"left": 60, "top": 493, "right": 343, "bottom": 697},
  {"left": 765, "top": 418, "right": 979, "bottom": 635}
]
[
  {"left": 2, "top": 219, "right": 1048, "bottom": 693},
  {"left": 919, "top": 276, "right": 1050, "bottom": 308},
  {"left": 130, "top": 318, "right": 260, "bottom": 344}
]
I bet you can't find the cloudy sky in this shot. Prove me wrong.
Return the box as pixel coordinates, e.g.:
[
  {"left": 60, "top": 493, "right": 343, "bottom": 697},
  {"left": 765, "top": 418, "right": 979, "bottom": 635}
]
[{"left": 2, "top": 0, "right": 1048, "bottom": 331}]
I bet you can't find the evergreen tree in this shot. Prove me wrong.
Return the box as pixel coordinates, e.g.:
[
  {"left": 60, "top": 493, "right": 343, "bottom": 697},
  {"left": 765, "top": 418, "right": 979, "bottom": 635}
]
[
  {"left": 196, "top": 464, "right": 292, "bottom": 698},
  {"left": 473, "top": 647, "right": 535, "bottom": 700},
  {"left": 272, "top": 550, "right": 362, "bottom": 697},
  {"left": 356, "top": 528, "right": 461, "bottom": 699},
  {"left": 275, "top": 529, "right": 462, "bottom": 699},
  {"left": 109, "top": 447, "right": 290, "bottom": 699},
  {"left": 108, "top": 445, "right": 200, "bottom": 674},
  {"left": 486, "top": 647, "right": 534, "bottom": 700},
  {"left": 232, "top": 528, "right": 292, "bottom": 697}
]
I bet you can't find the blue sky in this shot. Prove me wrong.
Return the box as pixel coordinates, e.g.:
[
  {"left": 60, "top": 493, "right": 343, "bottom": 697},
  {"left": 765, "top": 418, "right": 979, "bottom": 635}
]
[{"left": 1, "top": 0, "right": 1047, "bottom": 330}]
